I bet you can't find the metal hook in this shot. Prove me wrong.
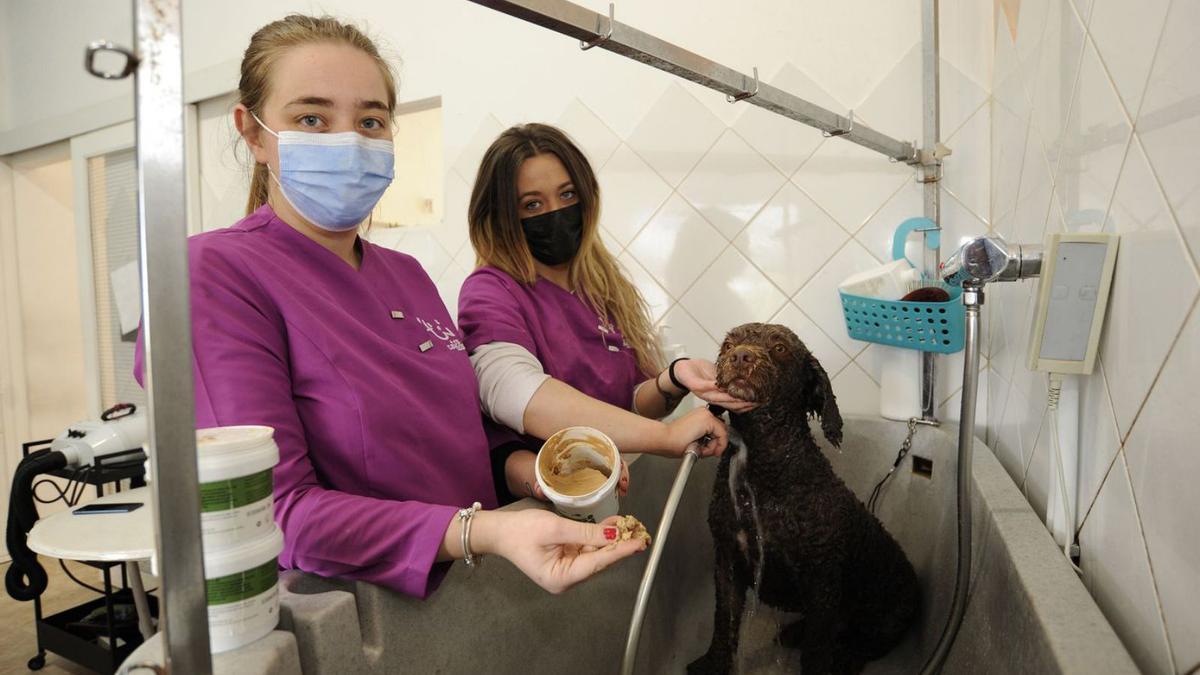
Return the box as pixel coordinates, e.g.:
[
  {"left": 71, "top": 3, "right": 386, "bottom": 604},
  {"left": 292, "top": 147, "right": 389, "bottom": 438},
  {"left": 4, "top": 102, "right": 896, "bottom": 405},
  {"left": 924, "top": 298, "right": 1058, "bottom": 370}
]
[
  {"left": 580, "top": 3, "right": 614, "bottom": 50},
  {"left": 726, "top": 67, "right": 759, "bottom": 103},
  {"left": 822, "top": 109, "right": 855, "bottom": 137},
  {"left": 85, "top": 40, "right": 139, "bottom": 80}
]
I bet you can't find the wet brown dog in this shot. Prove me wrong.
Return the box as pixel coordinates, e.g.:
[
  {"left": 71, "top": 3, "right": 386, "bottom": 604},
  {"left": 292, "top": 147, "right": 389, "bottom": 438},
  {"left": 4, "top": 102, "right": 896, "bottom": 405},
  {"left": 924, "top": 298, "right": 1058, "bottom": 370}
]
[{"left": 688, "top": 322, "right": 919, "bottom": 675}]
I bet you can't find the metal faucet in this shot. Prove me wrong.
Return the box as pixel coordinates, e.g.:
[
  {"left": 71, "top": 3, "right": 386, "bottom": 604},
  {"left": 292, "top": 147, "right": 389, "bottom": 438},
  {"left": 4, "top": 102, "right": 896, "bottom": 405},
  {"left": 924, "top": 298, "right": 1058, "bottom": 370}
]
[{"left": 940, "top": 234, "right": 1043, "bottom": 288}]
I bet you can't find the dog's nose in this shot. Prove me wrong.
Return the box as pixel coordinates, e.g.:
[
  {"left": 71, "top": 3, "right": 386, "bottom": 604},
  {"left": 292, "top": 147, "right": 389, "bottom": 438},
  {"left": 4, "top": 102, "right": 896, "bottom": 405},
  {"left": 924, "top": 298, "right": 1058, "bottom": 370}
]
[{"left": 728, "top": 346, "right": 757, "bottom": 365}]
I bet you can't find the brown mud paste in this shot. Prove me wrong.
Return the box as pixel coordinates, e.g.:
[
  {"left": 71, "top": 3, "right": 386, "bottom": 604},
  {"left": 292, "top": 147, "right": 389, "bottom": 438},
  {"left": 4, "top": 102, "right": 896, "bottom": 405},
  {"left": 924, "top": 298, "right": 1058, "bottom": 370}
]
[{"left": 539, "top": 431, "right": 614, "bottom": 496}]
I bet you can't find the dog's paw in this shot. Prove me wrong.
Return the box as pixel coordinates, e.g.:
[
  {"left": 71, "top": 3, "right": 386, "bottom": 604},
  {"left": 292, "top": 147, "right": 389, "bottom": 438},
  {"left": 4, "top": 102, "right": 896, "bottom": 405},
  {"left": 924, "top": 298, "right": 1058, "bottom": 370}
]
[{"left": 687, "top": 651, "right": 731, "bottom": 675}]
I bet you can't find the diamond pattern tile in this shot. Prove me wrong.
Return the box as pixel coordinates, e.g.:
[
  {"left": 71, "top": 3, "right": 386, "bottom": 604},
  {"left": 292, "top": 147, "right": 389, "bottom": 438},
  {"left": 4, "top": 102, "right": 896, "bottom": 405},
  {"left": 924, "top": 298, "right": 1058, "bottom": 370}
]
[
  {"left": 1012, "top": 123, "right": 1055, "bottom": 244},
  {"left": 1029, "top": 0, "right": 1087, "bottom": 175},
  {"left": 987, "top": 366, "right": 1012, "bottom": 449},
  {"left": 732, "top": 63, "right": 843, "bottom": 176},
  {"left": 678, "top": 130, "right": 786, "bottom": 240},
  {"left": 436, "top": 259, "right": 471, "bottom": 324},
  {"left": 681, "top": 248, "right": 788, "bottom": 343},
  {"left": 991, "top": 96, "right": 1030, "bottom": 221},
  {"left": 657, "top": 304, "right": 718, "bottom": 362},
  {"left": 937, "top": 364, "right": 989, "bottom": 441},
  {"left": 770, "top": 302, "right": 851, "bottom": 379},
  {"left": 451, "top": 114, "right": 505, "bottom": 183},
  {"left": 627, "top": 194, "right": 726, "bottom": 299},
  {"left": 1087, "top": 0, "right": 1170, "bottom": 120},
  {"left": 390, "top": 230, "right": 452, "bottom": 282},
  {"left": 857, "top": 180, "right": 921, "bottom": 265},
  {"left": 1137, "top": 0, "right": 1200, "bottom": 268},
  {"left": 626, "top": 84, "right": 725, "bottom": 187},
  {"left": 792, "top": 137, "right": 913, "bottom": 233},
  {"left": 1079, "top": 453, "right": 1176, "bottom": 675},
  {"left": 1052, "top": 37, "right": 1133, "bottom": 219},
  {"left": 1021, "top": 409, "right": 1051, "bottom": 520},
  {"left": 598, "top": 144, "right": 673, "bottom": 247},
  {"left": 830, "top": 362, "right": 881, "bottom": 418},
  {"left": 1123, "top": 307, "right": 1200, "bottom": 672},
  {"left": 793, "top": 240, "right": 881, "bottom": 358},
  {"left": 858, "top": 45, "right": 989, "bottom": 146},
  {"left": 433, "top": 171, "right": 471, "bottom": 259},
  {"left": 1100, "top": 137, "right": 1199, "bottom": 440},
  {"left": 1075, "top": 361, "right": 1121, "bottom": 523},
  {"left": 734, "top": 183, "right": 848, "bottom": 296},
  {"left": 617, "top": 252, "right": 671, "bottom": 324},
  {"left": 556, "top": 98, "right": 621, "bottom": 170},
  {"left": 944, "top": 104, "right": 991, "bottom": 225}
]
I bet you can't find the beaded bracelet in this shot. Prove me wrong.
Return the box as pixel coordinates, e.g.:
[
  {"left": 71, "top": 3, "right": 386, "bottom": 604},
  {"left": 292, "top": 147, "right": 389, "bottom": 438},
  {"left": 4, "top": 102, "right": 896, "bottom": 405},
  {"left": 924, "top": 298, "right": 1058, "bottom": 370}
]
[{"left": 457, "top": 501, "right": 483, "bottom": 568}]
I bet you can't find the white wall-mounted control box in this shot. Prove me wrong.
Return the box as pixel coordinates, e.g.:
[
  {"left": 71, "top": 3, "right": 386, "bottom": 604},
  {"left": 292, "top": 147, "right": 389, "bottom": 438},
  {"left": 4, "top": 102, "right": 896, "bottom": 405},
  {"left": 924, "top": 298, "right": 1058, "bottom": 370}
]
[{"left": 1027, "top": 233, "right": 1120, "bottom": 375}]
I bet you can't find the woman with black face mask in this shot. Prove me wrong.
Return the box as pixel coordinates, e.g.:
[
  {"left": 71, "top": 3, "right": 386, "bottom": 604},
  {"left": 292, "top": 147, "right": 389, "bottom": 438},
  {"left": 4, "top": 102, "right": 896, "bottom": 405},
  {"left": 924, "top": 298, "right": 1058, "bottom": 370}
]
[{"left": 458, "top": 123, "right": 756, "bottom": 504}]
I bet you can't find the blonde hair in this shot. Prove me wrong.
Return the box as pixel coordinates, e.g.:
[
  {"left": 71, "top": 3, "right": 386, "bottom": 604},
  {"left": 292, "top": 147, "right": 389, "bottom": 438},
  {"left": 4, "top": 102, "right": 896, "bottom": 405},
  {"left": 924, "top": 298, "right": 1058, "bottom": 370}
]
[
  {"left": 468, "top": 123, "right": 664, "bottom": 377},
  {"left": 239, "top": 15, "right": 398, "bottom": 215}
]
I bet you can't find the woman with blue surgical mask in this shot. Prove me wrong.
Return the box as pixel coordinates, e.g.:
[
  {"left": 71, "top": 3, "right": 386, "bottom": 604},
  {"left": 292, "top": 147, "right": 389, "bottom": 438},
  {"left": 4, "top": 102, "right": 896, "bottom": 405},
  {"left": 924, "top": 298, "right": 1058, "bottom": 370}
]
[{"left": 134, "top": 14, "right": 645, "bottom": 598}]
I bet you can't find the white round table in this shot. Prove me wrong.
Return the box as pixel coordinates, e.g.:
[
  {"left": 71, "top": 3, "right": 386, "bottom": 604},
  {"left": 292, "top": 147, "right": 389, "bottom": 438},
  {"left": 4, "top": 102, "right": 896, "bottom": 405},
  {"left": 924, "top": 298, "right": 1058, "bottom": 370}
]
[{"left": 28, "top": 486, "right": 157, "bottom": 638}]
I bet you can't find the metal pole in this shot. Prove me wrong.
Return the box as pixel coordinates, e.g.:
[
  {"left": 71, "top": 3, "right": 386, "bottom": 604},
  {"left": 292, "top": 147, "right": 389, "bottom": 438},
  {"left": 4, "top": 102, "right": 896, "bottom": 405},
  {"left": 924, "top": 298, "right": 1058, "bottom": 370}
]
[
  {"left": 920, "top": 0, "right": 942, "bottom": 420},
  {"left": 621, "top": 447, "right": 699, "bottom": 675},
  {"left": 468, "top": 0, "right": 919, "bottom": 164},
  {"left": 133, "top": 0, "right": 213, "bottom": 671}
]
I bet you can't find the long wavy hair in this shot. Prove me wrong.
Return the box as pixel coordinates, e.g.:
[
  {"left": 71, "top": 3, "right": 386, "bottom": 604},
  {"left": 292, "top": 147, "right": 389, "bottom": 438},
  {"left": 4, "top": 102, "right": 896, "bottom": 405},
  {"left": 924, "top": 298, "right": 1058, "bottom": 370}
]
[
  {"left": 238, "top": 14, "right": 398, "bottom": 215},
  {"left": 468, "top": 123, "right": 663, "bottom": 377}
]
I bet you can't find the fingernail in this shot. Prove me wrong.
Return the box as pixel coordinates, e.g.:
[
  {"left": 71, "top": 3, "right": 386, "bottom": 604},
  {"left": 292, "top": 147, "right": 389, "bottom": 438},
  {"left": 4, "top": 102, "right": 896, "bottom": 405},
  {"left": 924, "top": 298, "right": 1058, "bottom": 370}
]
[{"left": 604, "top": 527, "right": 618, "bottom": 541}]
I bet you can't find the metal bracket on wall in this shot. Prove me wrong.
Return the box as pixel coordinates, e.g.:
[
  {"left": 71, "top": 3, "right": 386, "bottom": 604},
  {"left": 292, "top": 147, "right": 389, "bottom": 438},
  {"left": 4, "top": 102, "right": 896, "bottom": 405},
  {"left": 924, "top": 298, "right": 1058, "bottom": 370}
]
[
  {"left": 726, "top": 67, "right": 759, "bottom": 103},
  {"left": 579, "top": 2, "right": 613, "bottom": 50},
  {"left": 470, "top": 0, "right": 919, "bottom": 164},
  {"left": 822, "top": 109, "right": 854, "bottom": 137}
]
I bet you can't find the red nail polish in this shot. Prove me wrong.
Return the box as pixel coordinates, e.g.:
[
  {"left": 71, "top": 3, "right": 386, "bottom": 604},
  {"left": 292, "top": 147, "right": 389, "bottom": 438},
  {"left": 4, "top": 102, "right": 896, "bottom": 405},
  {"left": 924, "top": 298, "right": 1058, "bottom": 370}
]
[{"left": 604, "top": 527, "right": 618, "bottom": 541}]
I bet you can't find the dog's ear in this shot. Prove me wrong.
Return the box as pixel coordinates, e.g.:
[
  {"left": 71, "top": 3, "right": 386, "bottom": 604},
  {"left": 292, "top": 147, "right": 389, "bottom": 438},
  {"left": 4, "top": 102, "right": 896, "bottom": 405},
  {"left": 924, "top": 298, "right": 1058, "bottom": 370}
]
[{"left": 799, "top": 351, "right": 843, "bottom": 447}]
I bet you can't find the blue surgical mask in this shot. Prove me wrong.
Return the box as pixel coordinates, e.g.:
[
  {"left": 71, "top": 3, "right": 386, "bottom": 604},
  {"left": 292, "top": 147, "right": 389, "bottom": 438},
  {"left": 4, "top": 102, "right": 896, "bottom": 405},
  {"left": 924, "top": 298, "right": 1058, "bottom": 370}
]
[{"left": 252, "top": 112, "right": 394, "bottom": 232}]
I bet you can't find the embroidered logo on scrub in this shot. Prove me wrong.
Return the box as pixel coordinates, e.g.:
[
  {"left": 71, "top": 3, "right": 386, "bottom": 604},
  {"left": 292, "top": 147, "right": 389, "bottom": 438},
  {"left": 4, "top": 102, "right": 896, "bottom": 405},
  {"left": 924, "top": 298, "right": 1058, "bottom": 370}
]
[
  {"left": 596, "top": 318, "right": 632, "bottom": 351},
  {"left": 416, "top": 316, "right": 466, "bottom": 352}
]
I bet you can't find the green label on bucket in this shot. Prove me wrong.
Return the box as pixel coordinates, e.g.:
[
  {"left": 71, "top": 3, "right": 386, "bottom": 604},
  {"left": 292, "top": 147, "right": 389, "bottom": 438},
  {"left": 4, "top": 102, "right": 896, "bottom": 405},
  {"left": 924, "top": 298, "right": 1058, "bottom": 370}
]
[
  {"left": 200, "top": 469, "right": 273, "bottom": 512},
  {"left": 207, "top": 559, "right": 278, "bottom": 606}
]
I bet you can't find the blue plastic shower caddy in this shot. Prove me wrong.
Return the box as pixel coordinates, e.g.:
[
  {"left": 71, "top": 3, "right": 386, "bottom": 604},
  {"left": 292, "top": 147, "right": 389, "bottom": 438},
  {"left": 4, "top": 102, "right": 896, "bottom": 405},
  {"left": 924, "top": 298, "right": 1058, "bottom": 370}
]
[{"left": 838, "top": 218, "right": 965, "bottom": 354}]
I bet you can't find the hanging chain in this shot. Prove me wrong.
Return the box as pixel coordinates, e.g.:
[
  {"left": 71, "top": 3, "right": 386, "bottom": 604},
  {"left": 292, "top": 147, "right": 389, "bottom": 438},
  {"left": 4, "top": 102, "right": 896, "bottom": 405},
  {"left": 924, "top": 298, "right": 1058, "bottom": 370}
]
[{"left": 867, "top": 417, "right": 940, "bottom": 513}]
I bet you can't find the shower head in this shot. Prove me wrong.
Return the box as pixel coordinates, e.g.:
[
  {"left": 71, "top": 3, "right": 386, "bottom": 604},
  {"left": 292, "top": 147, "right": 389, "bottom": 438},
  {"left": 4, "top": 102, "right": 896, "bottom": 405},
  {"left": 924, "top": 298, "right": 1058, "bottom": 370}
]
[{"left": 941, "top": 234, "right": 1043, "bottom": 288}]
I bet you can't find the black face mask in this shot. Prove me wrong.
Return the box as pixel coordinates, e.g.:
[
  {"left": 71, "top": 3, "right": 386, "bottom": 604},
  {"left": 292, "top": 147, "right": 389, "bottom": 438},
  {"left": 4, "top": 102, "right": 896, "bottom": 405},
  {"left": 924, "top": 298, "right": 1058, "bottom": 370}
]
[{"left": 520, "top": 204, "right": 584, "bottom": 266}]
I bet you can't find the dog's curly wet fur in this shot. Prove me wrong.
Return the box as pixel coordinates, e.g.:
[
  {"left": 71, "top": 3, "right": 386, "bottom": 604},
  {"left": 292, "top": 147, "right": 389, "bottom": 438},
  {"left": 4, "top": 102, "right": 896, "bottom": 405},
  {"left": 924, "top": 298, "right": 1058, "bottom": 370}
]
[{"left": 688, "top": 323, "right": 919, "bottom": 675}]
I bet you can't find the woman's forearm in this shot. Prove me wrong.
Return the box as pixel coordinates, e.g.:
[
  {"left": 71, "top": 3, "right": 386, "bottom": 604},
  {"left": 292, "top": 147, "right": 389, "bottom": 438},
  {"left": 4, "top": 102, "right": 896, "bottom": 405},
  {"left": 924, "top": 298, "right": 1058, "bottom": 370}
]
[
  {"left": 524, "top": 378, "right": 672, "bottom": 453},
  {"left": 632, "top": 368, "right": 686, "bottom": 419}
]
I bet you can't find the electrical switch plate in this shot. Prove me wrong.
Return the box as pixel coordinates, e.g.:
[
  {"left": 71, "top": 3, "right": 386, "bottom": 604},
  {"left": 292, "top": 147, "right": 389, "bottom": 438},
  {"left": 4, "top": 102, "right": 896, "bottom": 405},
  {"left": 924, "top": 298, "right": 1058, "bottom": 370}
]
[{"left": 1027, "top": 233, "right": 1119, "bottom": 375}]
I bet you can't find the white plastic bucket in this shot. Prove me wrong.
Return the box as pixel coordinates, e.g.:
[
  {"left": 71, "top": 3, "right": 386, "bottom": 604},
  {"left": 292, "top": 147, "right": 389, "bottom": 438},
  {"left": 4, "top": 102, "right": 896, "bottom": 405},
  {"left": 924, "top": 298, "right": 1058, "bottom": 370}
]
[
  {"left": 204, "top": 525, "right": 284, "bottom": 653},
  {"left": 535, "top": 427, "right": 621, "bottom": 523},
  {"left": 196, "top": 426, "right": 279, "bottom": 549}
]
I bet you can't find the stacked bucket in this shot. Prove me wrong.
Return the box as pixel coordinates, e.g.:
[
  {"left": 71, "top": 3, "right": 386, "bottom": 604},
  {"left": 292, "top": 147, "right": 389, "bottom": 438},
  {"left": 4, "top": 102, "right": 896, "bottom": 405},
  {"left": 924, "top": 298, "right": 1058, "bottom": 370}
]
[{"left": 194, "top": 426, "right": 283, "bottom": 653}]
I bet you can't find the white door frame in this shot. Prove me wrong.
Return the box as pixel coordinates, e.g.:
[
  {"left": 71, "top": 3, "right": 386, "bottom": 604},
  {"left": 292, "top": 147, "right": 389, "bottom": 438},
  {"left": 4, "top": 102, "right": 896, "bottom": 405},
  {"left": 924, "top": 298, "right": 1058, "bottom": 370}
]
[
  {"left": 70, "top": 121, "right": 137, "bottom": 419},
  {"left": 0, "top": 154, "right": 22, "bottom": 561},
  {"left": 69, "top": 107, "right": 201, "bottom": 418}
]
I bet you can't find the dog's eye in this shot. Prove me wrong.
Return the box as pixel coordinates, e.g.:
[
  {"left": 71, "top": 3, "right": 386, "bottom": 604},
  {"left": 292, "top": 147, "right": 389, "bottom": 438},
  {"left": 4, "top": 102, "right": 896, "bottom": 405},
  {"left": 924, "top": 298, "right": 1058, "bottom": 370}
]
[{"left": 773, "top": 344, "right": 786, "bottom": 353}]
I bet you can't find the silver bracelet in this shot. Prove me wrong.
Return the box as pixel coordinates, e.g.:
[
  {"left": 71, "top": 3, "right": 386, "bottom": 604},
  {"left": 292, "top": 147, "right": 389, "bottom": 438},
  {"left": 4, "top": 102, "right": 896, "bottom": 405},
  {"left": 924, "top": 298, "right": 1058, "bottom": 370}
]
[{"left": 457, "top": 501, "right": 483, "bottom": 568}]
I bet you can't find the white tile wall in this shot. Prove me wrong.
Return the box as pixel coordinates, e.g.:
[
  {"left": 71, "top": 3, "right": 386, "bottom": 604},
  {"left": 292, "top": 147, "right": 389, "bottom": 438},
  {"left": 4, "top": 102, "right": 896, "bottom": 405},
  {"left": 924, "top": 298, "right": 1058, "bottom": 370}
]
[
  {"left": 990, "top": 2, "right": 1200, "bottom": 671},
  {"left": 303, "top": 3, "right": 997, "bottom": 453}
]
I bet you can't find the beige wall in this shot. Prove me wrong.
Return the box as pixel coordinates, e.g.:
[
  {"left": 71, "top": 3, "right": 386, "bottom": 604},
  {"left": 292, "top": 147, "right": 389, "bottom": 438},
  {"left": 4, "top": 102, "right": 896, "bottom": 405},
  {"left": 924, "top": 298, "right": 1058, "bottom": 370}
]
[{"left": 9, "top": 142, "right": 88, "bottom": 440}]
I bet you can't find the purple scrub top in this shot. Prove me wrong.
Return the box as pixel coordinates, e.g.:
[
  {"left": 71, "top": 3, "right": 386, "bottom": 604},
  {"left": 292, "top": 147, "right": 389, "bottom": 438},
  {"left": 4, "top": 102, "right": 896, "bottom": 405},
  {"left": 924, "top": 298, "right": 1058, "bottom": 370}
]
[
  {"left": 134, "top": 205, "right": 495, "bottom": 598},
  {"left": 457, "top": 266, "right": 647, "bottom": 448}
]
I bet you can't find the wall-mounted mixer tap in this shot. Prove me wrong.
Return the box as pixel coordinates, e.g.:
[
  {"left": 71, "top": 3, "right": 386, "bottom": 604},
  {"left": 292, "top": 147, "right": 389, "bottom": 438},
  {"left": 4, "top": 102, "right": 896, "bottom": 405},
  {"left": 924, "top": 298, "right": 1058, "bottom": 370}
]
[{"left": 940, "top": 234, "right": 1043, "bottom": 288}]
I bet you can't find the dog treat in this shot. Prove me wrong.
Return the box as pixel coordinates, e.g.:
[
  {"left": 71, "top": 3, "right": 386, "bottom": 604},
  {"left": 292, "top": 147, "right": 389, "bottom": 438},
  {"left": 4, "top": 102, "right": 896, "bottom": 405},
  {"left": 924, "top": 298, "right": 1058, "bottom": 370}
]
[{"left": 614, "top": 515, "right": 652, "bottom": 545}]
